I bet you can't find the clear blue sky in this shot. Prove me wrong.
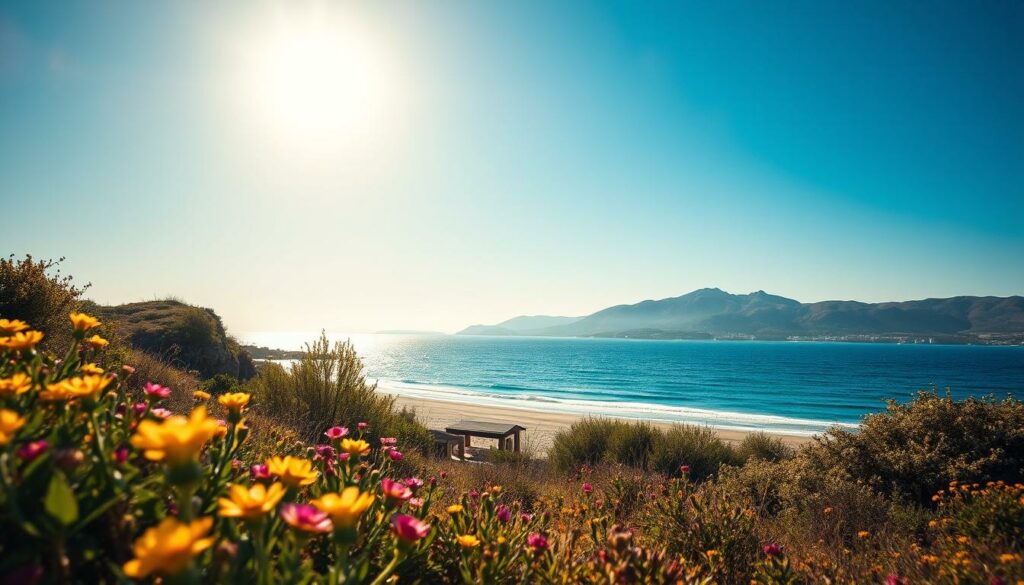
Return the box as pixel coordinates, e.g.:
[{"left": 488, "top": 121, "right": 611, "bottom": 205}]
[{"left": 1, "top": 1, "right": 1021, "bottom": 333}]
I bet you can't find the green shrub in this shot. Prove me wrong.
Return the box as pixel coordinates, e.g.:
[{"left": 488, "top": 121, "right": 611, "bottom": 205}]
[
  {"left": 248, "top": 331, "right": 433, "bottom": 451},
  {"left": 651, "top": 424, "right": 739, "bottom": 481},
  {"left": 201, "top": 373, "right": 240, "bottom": 396},
  {"left": 802, "top": 390, "right": 1024, "bottom": 505},
  {"left": 606, "top": 420, "right": 660, "bottom": 470},
  {"left": 549, "top": 417, "right": 619, "bottom": 472},
  {"left": 0, "top": 254, "right": 87, "bottom": 350},
  {"left": 735, "top": 432, "right": 793, "bottom": 463}
]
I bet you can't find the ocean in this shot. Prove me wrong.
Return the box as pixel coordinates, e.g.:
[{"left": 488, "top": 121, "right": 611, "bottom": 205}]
[{"left": 240, "top": 333, "right": 1024, "bottom": 436}]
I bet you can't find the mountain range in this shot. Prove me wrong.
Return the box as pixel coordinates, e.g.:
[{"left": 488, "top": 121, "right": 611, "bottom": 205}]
[{"left": 457, "top": 289, "right": 1024, "bottom": 344}]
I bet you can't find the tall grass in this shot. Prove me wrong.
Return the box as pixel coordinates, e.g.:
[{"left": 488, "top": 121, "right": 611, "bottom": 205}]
[{"left": 247, "top": 331, "right": 432, "bottom": 449}]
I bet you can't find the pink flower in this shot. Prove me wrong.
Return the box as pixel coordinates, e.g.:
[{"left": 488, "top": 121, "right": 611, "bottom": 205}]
[
  {"left": 497, "top": 504, "right": 511, "bottom": 523},
  {"left": 251, "top": 464, "right": 270, "bottom": 480},
  {"left": 150, "top": 408, "right": 172, "bottom": 419},
  {"left": 338, "top": 452, "right": 351, "bottom": 462},
  {"left": 582, "top": 483, "right": 593, "bottom": 494},
  {"left": 132, "top": 402, "right": 147, "bottom": 415},
  {"left": 527, "top": 533, "right": 548, "bottom": 552},
  {"left": 281, "top": 504, "right": 333, "bottom": 534},
  {"left": 408, "top": 497, "right": 424, "bottom": 509},
  {"left": 325, "top": 426, "right": 348, "bottom": 440},
  {"left": 405, "top": 477, "right": 425, "bottom": 492},
  {"left": 381, "top": 478, "right": 412, "bottom": 506},
  {"left": 17, "top": 440, "right": 48, "bottom": 462},
  {"left": 391, "top": 514, "right": 430, "bottom": 543},
  {"left": 144, "top": 382, "right": 172, "bottom": 400},
  {"left": 357, "top": 422, "right": 368, "bottom": 431},
  {"left": 521, "top": 512, "right": 534, "bottom": 522},
  {"left": 388, "top": 450, "right": 403, "bottom": 462},
  {"left": 887, "top": 577, "right": 908, "bottom": 585},
  {"left": 763, "top": 543, "right": 782, "bottom": 557},
  {"left": 380, "top": 437, "right": 397, "bottom": 447},
  {"left": 468, "top": 489, "right": 480, "bottom": 499},
  {"left": 679, "top": 464, "right": 690, "bottom": 475},
  {"left": 314, "top": 444, "right": 337, "bottom": 461},
  {"left": 121, "top": 365, "right": 136, "bottom": 376},
  {"left": 114, "top": 446, "right": 129, "bottom": 464}
]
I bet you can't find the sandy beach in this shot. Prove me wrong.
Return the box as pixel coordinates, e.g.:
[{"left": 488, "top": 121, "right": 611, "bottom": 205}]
[{"left": 388, "top": 393, "right": 814, "bottom": 455}]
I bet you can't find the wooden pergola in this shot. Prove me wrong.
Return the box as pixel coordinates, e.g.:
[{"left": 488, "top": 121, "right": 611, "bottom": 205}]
[{"left": 444, "top": 420, "right": 527, "bottom": 453}]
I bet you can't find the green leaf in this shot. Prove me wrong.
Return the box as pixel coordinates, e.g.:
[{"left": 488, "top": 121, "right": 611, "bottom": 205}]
[{"left": 44, "top": 470, "right": 79, "bottom": 527}]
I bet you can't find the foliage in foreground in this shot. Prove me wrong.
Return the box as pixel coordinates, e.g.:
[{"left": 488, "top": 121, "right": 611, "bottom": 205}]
[{"left": 0, "top": 314, "right": 1022, "bottom": 584}]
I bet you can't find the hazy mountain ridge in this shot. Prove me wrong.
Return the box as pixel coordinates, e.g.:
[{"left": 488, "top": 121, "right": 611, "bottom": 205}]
[{"left": 457, "top": 289, "right": 1024, "bottom": 343}]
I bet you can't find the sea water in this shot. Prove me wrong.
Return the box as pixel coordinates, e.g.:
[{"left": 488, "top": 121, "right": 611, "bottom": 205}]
[{"left": 241, "top": 333, "right": 1024, "bottom": 436}]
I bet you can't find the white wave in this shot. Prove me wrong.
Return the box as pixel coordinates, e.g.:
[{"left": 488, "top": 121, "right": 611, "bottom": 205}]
[{"left": 372, "top": 378, "right": 856, "bottom": 436}]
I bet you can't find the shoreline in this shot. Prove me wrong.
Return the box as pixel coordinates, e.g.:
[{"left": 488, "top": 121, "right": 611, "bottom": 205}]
[{"left": 387, "top": 393, "right": 814, "bottom": 455}]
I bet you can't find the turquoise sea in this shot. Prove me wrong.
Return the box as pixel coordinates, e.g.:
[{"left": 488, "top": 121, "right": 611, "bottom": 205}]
[{"left": 241, "top": 333, "right": 1024, "bottom": 436}]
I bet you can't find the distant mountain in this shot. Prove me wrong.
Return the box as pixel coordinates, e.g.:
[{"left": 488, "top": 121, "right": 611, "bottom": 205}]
[
  {"left": 457, "top": 315, "right": 581, "bottom": 337},
  {"left": 457, "top": 289, "right": 1024, "bottom": 344}
]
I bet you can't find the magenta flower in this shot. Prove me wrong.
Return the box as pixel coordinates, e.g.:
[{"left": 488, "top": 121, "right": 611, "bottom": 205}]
[
  {"left": 380, "top": 437, "right": 397, "bottom": 447},
  {"left": 281, "top": 503, "right": 333, "bottom": 534},
  {"left": 388, "top": 450, "right": 403, "bottom": 462},
  {"left": 251, "top": 464, "right": 271, "bottom": 480},
  {"left": 314, "top": 444, "right": 337, "bottom": 461},
  {"left": 150, "top": 408, "right": 172, "bottom": 419},
  {"left": 405, "top": 477, "right": 425, "bottom": 492},
  {"left": 763, "top": 543, "right": 783, "bottom": 557},
  {"left": 17, "top": 440, "right": 48, "bottom": 462},
  {"left": 114, "top": 446, "right": 129, "bottom": 464},
  {"left": 132, "top": 402, "right": 147, "bottom": 415},
  {"left": 144, "top": 382, "right": 172, "bottom": 400},
  {"left": 324, "top": 426, "right": 348, "bottom": 440},
  {"left": 521, "top": 512, "right": 534, "bottom": 522},
  {"left": 408, "top": 497, "right": 424, "bottom": 509},
  {"left": 582, "top": 482, "right": 593, "bottom": 494},
  {"left": 357, "top": 422, "right": 368, "bottom": 431},
  {"left": 382, "top": 478, "right": 413, "bottom": 506},
  {"left": 527, "top": 533, "right": 549, "bottom": 552},
  {"left": 468, "top": 489, "right": 480, "bottom": 499},
  {"left": 887, "top": 576, "right": 908, "bottom": 585},
  {"left": 679, "top": 464, "right": 690, "bottom": 474},
  {"left": 392, "top": 514, "right": 430, "bottom": 543},
  {"left": 338, "top": 452, "right": 351, "bottom": 462},
  {"left": 496, "top": 504, "right": 511, "bottom": 523}
]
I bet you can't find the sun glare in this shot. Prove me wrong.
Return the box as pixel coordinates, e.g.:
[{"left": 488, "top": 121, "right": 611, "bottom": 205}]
[{"left": 231, "top": 7, "right": 401, "bottom": 159}]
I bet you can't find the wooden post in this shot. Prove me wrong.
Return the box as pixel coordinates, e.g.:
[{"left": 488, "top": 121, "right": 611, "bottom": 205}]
[
  {"left": 498, "top": 435, "right": 505, "bottom": 450},
  {"left": 465, "top": 435, "right": 471, "bottom": 448},
  {"left": 514, "top": 431, "right": 521, "bottom": 453}
]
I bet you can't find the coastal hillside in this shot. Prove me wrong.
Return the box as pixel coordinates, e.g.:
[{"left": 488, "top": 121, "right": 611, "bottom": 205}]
[
  {"left": 89, "top": 299, "right": 257, "bottom": 379},
  {"left": 459, "top": 288, "right": 1024, "bottom": 343}
]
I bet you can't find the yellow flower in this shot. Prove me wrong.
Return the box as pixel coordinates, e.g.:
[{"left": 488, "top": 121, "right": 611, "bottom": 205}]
[
  {"left": 193, "top": 390, "right": 211, "bottom": 401},
  {"left": 0, "top": 409, "right": 26, "bottom": 445},
  {"left": 457, "top": 534, "right": 481, "bottom": 548},
  {"left": 340, "top": 438, "right": 371, "bottom": 457},
  {"left": 706, "top": 549, "right": 719, "bottom": 558},
  {"left": 311, "top": 487, "right": 375, "bottom": 528},
  {"left": 218, "top": 392, "right": 250, "bottom": 413},
  {"left": 446, "top": 504, "right": 464, "bottom": 514},
  {"left": 84, "top": 334, "right": 109, "bottom": 349},
  {"left": 218, "top": 482, "right": 285, "bottom": 519},
  {"left": 1000, "top": 553, "right": 1021, "bottom": 564},
  {"left": 0, "top": 319, "right": 29, "bottom": 334},
  {"left": 40, "top": 375, "right": 113, "bottom": 402},
  {"left": 956, "top": 535, "right": 970, "bottom": 544},
  {"left": 80, "top": 363, "right": 104, "bottom": 375},
  {"left": 0, "top": 331, "right": 44, "bottom": 351},
  {"left": 0, "top": 373, "right": 32, "bottom": 396},
  {"left": 69, "top": 311, "right": 101, "bottom": 332},
  {"left": 857, "top": 531, "right": 870, "bottom": 539},
  {"left": 122, "top": 516, "right": 215, "bottom": 578},
  {"left": 266, "top": 455, "right": 318, "bottom": 487},
  {"left": 131, "top": 406, "right": 220, "bottom": 465},
  {"left": 823, "top": 507, "right": 833, "bottom": 514}
]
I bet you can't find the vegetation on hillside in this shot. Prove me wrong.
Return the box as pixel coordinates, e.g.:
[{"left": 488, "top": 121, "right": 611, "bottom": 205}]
[
  {"left": 1, "top": 312, "right": 1022, "bottom": 584},
  {"left": 91, "top": 300, "right": 256, "bottom": 380},
  {"left": 0, "top": 255, "right": 88, "bottom": 350}
]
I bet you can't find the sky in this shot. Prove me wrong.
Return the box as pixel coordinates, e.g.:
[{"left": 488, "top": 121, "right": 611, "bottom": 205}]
[{"left": 1, "top": 1, "right": 1022, "bottom": 335}]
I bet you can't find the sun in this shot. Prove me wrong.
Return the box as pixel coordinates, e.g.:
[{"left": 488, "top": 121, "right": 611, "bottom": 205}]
[{"left": 230, "top": 7, "right": 401, "bottom": 159}]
